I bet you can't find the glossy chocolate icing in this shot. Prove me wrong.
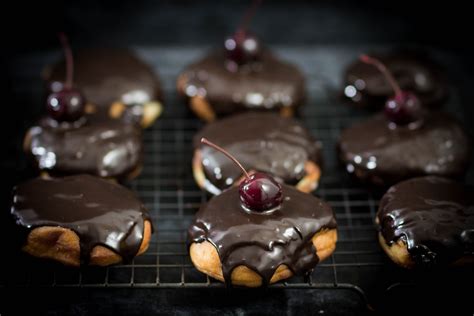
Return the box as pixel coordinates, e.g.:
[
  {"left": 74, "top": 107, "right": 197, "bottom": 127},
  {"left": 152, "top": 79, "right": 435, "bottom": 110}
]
[
  {"left": 188, "top": 184, "right": 337, "bottom": 285},
  {"left": 26, "top": 116, "right": 143, "bottom": 179},
  {"left": 11, "top": 175, "right": 150, "bottom": 262},
  {"left": 179, "top": 50, "right": 305, "bottom": 116},
  {"left": 377, "top": 176, "right": 474, "bottom": 266},
  {"left": 194, "top": 112, "right": 322, "bottom": 194},
  {"left": 46, "top": 49, "right": 162, "bottom": 122},
  {"left": 338, "top": 112, "right": 471, "bottom": 185},
  {"left": 343, "top": 53, "right": 448, "bottom": 108}
]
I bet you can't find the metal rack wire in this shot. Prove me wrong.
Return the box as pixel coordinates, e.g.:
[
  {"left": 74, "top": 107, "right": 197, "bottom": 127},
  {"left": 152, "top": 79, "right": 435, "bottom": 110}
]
[{"left": 3, "top": 46, "right": 472, "bottom": 307}]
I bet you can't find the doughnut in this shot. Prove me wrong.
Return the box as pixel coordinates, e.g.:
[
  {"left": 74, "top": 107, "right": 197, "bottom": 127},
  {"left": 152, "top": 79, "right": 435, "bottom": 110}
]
[
  {"left": 44, "top": 49, "right": 163, "bottom": 128},
  {"left": 193, "top": 112, "right": 322, "bottom": 195},
  {"left": 10, "top": 175, "right": 152, "bottom": 266},
  {"left": 338, "top": 112, "right": 471, "bottom": 186},
  {"left": 177, "top": 50, "right": 305, "bottom": 121},
  {"left": 188, "top": 184, "right": 337, "bottom": 287},
  {"left": 24, "top": 115, "right": 143, "bottom": 180},
  {"left": 343, "top": 52, "right": 448, "bottom": 108},
  {"left": 376, "top": 176, "right": 474, "bottom": 268}
]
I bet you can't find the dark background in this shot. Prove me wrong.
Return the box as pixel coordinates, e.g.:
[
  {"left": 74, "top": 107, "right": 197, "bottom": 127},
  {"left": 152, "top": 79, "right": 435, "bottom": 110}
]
[
  {"left": 2, "top": 0, "right": 472, "bottom": 51},
  {"left": 1, "top": 1, "right": 473, "bottom": 315}
]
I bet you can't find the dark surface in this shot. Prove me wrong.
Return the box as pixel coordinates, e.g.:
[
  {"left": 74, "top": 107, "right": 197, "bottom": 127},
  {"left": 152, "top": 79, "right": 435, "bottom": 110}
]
[
  {"left": 1, "top": 1, "right": 474, "bottom": 315},
  {"left": 0, "top": 287, "right": 370, "bottom": 316},
  {"left": 1, "top": 0, "right": 473, "bottom": 51}
]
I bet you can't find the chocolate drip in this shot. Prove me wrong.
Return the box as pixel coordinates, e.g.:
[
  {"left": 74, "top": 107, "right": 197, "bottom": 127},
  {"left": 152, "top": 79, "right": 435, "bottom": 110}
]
[
  {"left": 11, "top": 175, "right": 151, "bottom": 262},
  {"left": 46, "top": 49, "right": 162, "bottom": 119},
  {"left": 343, "top": 53, "right": 448, "bottom": 108},
  {"left": 26, "top": 116, "right": 143, "bottom": 179},
  {"left": 188, "top": 184, "right": 336, "bottom": 285},
  {"left": 180, "top": 50, "right": 305, "bottom": 116},
  {"left": 377, "top": 176, "right": 474, "bottom": 266},
  {"left": 338, "top": 112, "right": 471, "bottom": 185},
  {"left": 194, "top": 112, "right": 322, "bottom": 193}
]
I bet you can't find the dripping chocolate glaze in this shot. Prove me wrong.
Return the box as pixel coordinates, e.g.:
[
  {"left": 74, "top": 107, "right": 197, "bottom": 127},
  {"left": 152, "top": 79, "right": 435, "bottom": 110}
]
[
  {"left": 11, "top": 175, "right": 151, "bottom": 263},
  {"left": 343, "top": 53, "right": 448, "bottom": 108},
  {"left": 46, "top": 49, "right": 162, "bottom": 121},
  {"left": 179, "top": 50, "right": 306, "bottom": 116},
  {"left": 338, "top": 112, "right": 471, "bottom": 186},
  {"left": 25, "top": 116, "right": 143, "bottom": 179},
  {"left": 377, "top": 176, "right": 474, "bottom": 266},
  {"left": 188, "top": 184, "right": 337, "bottom": 285},
  {"left": 194, "top": 112, "right": 322, "bottom": 194}
]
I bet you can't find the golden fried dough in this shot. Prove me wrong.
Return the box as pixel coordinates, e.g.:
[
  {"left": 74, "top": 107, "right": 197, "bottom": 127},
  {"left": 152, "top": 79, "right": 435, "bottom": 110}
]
[
  {"left": 190, "top": 229, "right": 337, "bottom": 287},
  {"left": 22, "top": 220, "right": 152, "bottom": 267}
]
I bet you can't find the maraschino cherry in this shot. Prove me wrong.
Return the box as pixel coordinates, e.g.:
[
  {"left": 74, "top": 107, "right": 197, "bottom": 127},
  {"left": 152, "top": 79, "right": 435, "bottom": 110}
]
[
  {"left": 46, "top": 33, "right": 85, "bottom": 122},
  {"left": 201, "top": 138, "right": 282, "bottom": 213},
  {"left": 224, "top": 0, "right": 263, "bottom": 71},
  {"left": 360, "top": 55, "right": 424, "bottom": 127}
]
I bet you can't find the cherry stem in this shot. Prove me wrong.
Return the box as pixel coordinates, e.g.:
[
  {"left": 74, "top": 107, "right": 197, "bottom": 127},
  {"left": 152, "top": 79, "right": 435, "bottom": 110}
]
[
  {"left": 236, "top": 0, "right": 263, "bottom": 38},
  {"left": 201, "top": 138, "right": 250, "bottom": 180},
  {"left": 58, "top": 32, "right": 74, "bottom": 89},
  {"left": 359, "top": 54, "right": 402, "bottom": 97}
]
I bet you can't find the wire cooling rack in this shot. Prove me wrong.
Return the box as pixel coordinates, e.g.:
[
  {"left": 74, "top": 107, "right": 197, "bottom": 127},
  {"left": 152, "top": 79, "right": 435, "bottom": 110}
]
[{"left": 3, "top": 46, "right": 473, "bottom": 308}]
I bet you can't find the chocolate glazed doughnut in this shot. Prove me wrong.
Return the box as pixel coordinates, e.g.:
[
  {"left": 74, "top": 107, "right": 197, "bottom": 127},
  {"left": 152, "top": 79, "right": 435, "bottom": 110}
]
[
  {"left": 188, "top": 184, "right": 337, "bottom": 287},
  {"left": 177, "top": 50, "right": 306, "bottom": 121},
  {"left": 11, "top": 175, "right": 152, "bottom": 266},
  {"left": 376, "top": 176, "right": 474, "bottom": 268},
  {"left": 45, "top": 49, "right": 163, "bottom": 128},
  {"left": 338, "top": 112, "right": 471, "bottom": 186},
  {"left": 24, "top": 116, "right": 143, "bottom": 180},
  {"left": 343, "top": 52, "right": 448, "bottom": 108},
  {"left": 193, "top": 112, "right": 322, "bottom": 194}
]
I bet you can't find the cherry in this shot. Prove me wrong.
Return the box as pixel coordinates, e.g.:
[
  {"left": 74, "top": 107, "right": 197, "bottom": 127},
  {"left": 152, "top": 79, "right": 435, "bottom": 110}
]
[
  {"left": 224, "top": 0, "right": 263, "bottom": 71},
  {"left": 385, "top": 91, "right": 423, "bottom": 126},
  {"left": 201, "top": 138, "right": 283, "bottom": 213},
  {"left": 46, "top": 33, "right": 85, "bottom": 122},
  {"left": 224, "top": 31, "right": 261, "bottom": 66},
  {"left": 360, "top": 54, "right": 424, "bottom": 127},
  {"left": 239, "top": 172, "right": 283, "bottom": 212}
]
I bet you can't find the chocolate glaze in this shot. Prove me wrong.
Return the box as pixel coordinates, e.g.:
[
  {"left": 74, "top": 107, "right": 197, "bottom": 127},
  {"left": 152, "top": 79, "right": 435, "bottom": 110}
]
[
  {"left": 343, "top": 53, "right": 448, "bottom": 108},
  {"left": 377, "top": 176, "right": 474, "bottom": 266},
  {"left": 26, "top": 116, "right": 143, "bottom": 179},
  {"left": 188, "top": 184, "right": 337, "bottom": 285},
  {"left": 46, "top": 49, "right": 162, "bottom": 122},
  {"left": 338, "top": 112, "right": 471, "bottom": 186},
  {"left": 194, "top": 112, "right": 322, "bottom": 194},
  {"left": 11, "top": 175, "right": 151, "bottom": 263},
  {"left": 179, "top": 50, "right": 305, "bottom": 116}
]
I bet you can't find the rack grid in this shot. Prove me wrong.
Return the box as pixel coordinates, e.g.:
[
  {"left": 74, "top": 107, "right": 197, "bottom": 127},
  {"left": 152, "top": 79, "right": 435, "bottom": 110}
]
[{"left": 3, "top": 46, "right": 472, "bottom": 308}]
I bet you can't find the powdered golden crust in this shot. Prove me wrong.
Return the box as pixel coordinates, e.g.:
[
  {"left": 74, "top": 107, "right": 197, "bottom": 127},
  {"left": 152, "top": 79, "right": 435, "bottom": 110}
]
[
  {"left": 189, "top": 229, "right": 337, "bottom": 287},
  {"left": 22, "top": 220, "right": 152, "bottom": 267},
  {"left": 192, "top": 149, "right": 321, "bottom": 194},
  {"left": 177, "top": 75, "right": 296, "bottom": 122}
]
